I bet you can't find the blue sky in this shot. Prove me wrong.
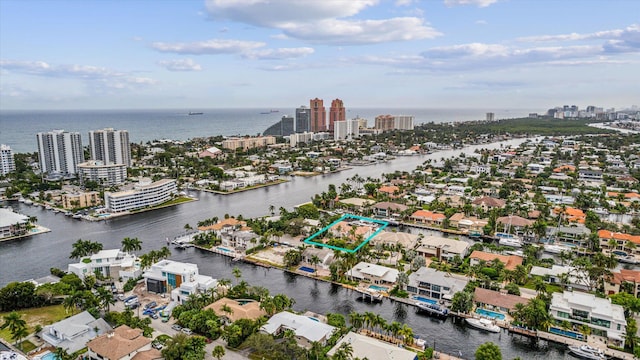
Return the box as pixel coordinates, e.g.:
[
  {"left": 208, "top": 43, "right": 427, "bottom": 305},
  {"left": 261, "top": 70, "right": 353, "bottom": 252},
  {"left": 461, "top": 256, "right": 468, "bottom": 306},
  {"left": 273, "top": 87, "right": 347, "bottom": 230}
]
[{"left": 1, "top": 0, "right": 638, "bottom": 110}]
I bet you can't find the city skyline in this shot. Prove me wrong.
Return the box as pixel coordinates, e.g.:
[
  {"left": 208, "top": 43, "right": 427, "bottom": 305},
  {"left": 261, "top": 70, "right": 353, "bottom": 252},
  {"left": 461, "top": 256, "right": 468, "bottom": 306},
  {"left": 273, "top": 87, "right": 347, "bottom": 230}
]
[{"left": 0, "top": 0, "right": 639, "bottom": 110}]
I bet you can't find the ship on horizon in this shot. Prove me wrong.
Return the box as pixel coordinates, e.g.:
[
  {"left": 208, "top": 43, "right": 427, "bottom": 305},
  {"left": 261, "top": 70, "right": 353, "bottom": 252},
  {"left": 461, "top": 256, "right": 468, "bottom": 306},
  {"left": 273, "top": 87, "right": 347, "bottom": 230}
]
[
  {"left": 260, "top": 109, "right": 279, "bottom": 114},
  {"left": 188, "top": 111, "right": 204, "bottom": 115}
]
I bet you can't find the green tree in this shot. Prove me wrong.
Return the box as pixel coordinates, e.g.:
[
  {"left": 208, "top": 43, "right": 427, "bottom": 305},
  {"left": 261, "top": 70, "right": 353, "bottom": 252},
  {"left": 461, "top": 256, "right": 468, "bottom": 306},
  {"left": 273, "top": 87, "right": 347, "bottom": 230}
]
[
  {"left": 450, "top": 291, "right": 473, "bottom": 314},
  {"left": 211, "top": 345, "right": 225, "bottom": 360},
  {"left": 1, "top": 311, "right": 28, "bottom": 347},
  {"left": 332, "top": 341, "right": 354, "bottom": 360},
  {"left": 475, "top": 342, "right": 502, "bottom": 360},
  {"left": 232, "top": 267, "right": 242, "bottom": 285},
  {"left": 121, "top": 237, "right": 143, "bottom": 254},
  {"left": 162, "top": 333, "right": 206, "bottom": 360}
]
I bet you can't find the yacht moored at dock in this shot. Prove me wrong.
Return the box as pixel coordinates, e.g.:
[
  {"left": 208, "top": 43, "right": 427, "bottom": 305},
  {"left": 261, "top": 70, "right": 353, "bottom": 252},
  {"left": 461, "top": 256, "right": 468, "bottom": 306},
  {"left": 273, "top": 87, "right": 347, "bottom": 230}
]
[
  {"left": 567, "top": 345, "right": 606, "bottom": 359},
  {"left": 496, "top": 232, "right": 523, "bottom": 247},
  {"left": 464, "top": 317, "right": 500, "bottom": 333},
  {"left": 415, "top": 301, "right": 449, "bottom": 318}
]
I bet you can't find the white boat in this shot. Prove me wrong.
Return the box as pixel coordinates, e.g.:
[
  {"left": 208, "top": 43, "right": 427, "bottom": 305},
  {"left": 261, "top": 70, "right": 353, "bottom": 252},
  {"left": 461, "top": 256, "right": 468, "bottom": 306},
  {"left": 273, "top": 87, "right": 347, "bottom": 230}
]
[
  {"left": 617, "top": 255, "right": 639, "bottom": 265},
  {"left": 496, "top": 233, "right": 523, "bottom": 247},
  {"left": 544, "top": 244, "right": 571, "bottom": 254},
  {"left": 415, "top": 301, "right": 449, "bottom": 318},
  {"left": 355, "top": 287, "right": 383, "bottom": 302},
  {"left": 567, "top": 345, "right": 605, "bottom": 359},
  {"left": 465, "top": 317, "right": 500, "bottom": 333},
  {"left": 24, "top": 199, "right": 33, "bottom": 205}
]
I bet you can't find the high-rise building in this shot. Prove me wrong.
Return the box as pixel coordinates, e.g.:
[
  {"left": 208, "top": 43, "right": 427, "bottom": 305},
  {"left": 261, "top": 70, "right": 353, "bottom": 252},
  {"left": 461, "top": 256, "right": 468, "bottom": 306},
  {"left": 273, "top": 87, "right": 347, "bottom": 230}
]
[
  {"left": 329, "top": 99, "right": 345, "bottom": 133},
  {"left": 0, "top": 144, "right": 15, "bottom": 176},
  {"left": 36, "top": 130, "right": 84, "bottom": 175},
  {"left": 486, "top": 112, "right": 495, "bottom": 121},
  {"left": 295, "top": 106, "right": 311, "bottom": 133},
  {"left": 374, "top": 115, "right": 414, "bottom": 132},
  {"left": 89, "top": 128, "right": 131, "bottom": 166},
  {"left": 334, "top": 119, "right": 360, "bottom": 141},
  {"left": 310, "top": 98, "right": 326, "bottom": 133}
]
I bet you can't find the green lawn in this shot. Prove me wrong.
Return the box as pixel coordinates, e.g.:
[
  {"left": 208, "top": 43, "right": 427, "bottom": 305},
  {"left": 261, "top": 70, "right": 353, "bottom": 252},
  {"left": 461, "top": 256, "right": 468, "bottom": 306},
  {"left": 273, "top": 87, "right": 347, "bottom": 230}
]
[{"left": 0, "top": 304, "right": 68, "bottom": 342}]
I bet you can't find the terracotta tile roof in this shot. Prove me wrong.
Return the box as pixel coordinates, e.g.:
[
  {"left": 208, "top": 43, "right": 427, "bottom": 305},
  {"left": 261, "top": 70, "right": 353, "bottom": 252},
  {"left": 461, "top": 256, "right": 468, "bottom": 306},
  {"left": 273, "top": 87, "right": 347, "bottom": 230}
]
[
  {"left": 131, "top": 349, "right": 163, "bottom": 360},
  {"left": 553, "top": 165, "right": 576, "bottom": 173},
  {"left": 410, "top": 210, "right": 446, "bottom": 220},
  {"left": 469, "top": 250, "right": 523, "bottom": 271},
  {"left": 554, "top": 207, "right": 586, "bottom": 224},
  {"left": 473, "top": 288, "right": 527, "bottom": 311},
  {"left": 608, "top": 269, "right": 640, "bottom": 285},
  {"left": 496, "top": 216, "right": 533, "bottom": 228},
  {"left": 378, "top": 185, "right": 400, "bottom": 195},
  {"left": 598, "top": 230, "right": 640, "bottom": 245},
  {"left": 204, "top": 297, "right": 267, "bottom": 322},
  {"left": 472, "top": 196, "right": 506, "bottom": 208},
  {"left": 449, "top": 213, "right": 465, "bottom": 222},
  {"left": 87, "top": 325, "right": 151, "bottom": 360}
]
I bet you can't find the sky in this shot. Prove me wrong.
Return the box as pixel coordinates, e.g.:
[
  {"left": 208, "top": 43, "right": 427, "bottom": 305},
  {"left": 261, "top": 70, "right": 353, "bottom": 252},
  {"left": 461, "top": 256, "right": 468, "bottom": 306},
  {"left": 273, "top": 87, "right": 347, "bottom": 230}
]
[{"left": 0, "top": 0, "right": 639, "bottom": 110}]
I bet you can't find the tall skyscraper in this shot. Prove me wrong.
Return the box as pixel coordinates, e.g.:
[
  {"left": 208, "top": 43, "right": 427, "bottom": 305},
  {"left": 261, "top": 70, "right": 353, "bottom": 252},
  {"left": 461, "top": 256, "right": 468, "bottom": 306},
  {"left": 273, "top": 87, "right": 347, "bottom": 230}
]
[
  {"left": 310, "top": 98, "right": 326, "bottom": 133},
  {"left": 295, "top": 106, "right": 311, "bottom": 133},
  {"left": 89, "top": 128, "right": 131, "bottom": 166},
  {"left": 334, "top": 119, "right": 360, "bottom": 141},
  {"left": 329, "top": 99, "right": 345, "bottom": 133},
  {"left": 0, "top": 144, "right": 15, "bottom": 176},
  {"left": 36, "top": 130, "right": 84, "bottom": 175}
]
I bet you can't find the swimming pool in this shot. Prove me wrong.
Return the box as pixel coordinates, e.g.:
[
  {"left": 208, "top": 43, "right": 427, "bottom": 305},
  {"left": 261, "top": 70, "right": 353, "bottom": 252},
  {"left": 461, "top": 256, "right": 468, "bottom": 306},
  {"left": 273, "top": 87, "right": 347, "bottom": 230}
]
[
  {"left": 476, "top": 308, "right": 506, "bottom": 320},
  {"left": 299, "top": 266, "right": 315, "bottom": 273},
  {"left": 217, "top": 247, "right": 231, "bottom": 252},
  {"left": 413, "top": 296, "right": 437, "bottom": 305},
  {"left": 37, "top": 351, "right": 59, "bottom": 360},
  {"left": 549, "top": 327, "right": 584, "bottom": 340},
  {"left": 368, "top": 285, "right": 388, "bottom": 292}
]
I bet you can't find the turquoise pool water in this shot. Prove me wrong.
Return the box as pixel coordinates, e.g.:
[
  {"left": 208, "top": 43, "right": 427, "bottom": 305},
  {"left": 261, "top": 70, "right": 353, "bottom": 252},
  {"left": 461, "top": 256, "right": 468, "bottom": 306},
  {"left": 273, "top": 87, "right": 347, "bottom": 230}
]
[
  {"left": 97, "top": 213, "right": 111, "bottom": 218},
  {"left": 368, "top": 285, "right": 388, "bottom": 292},
  {"left": 476, "top": 308, "right": 506, "bottom": 320},
  {"left": 39, "top": 352, "right": 59, "bottom": 360},
  {"left": 549, "top": 327, "right": 584, "bottom": 340},
  {"left": 413, "top": 296, "right": 437, "bottom": 305},
  {"left": 217, "top": 247, "right": 231, "bottom": 252}
]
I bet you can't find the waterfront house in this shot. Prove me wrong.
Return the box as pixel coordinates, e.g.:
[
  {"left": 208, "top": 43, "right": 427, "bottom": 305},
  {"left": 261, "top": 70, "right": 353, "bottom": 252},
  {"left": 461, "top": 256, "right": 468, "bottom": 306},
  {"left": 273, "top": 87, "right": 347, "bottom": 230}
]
[
  {"left": 408, "top": 210, "right": 446, "bottom": 226},
  {"left": 143, "top": 260, "right": 217, "bottom": 304},
  {"left": 415, "top": 235, "right": 470, "bottom": 262},
  {"left": 473, "top": 288, "right": 527, "bottom": 313},
  {"left": 550, "top": 291, "right": 627, "bottom": 347},
  {"left": 405, "top": 267, "right": 468, "bottom": 301},
  {"left": 530, "top": 265, "right": 590, "bottom": 291},
  {"left": 327, "top": 331, "right": 417, "bottom": 360},
  {"left": 347, "top": 262, "right": 398, "bottom": 286},
  {"left": 68, "top": 249, "right": 140, "bottom": 281},
  {"left": 260, "top": 311, "right": 336, "bottom": 348},
  {"left": 371, "top": 201, "right": 407, "bottom": 218},
  {"left": 369, "top": 230, "right": 419, "bottom": 249},
  {"left": 0, "top": 207, "right": 28, "bottom": 239},
  {"left": 204, "top": 297, "right": 266, "bottom": 324},
  {"left": 221, "top": 229, "right": 260, "bottom": 251},
  {"left": 448, "top": 213, "right": 487, "bottom": 234},
  {"left": 198, "top": 217, "right": 249, "bottom": 237},
  {"left": 301, "top": 247, "right": 334, "bottom": 269},
  {"left": 39, "top": 311, "right": 111, "bottom": 354},
  {"left": 338, "top": 197, "right": 375, "bottom": 214},
  {"left": 496, "top": 215, "right": 534, "bottom": 235},
  {"left": 546, "top": 225, "right": 591, "bottom": 247},
  {"left": 329, "top": 221, "right": 375, "bottom": 240},
  {"left": 469, "top": 251, "right": 523, "bottom": 271},
  {"left": 604, "top": 269, "right": 640, "bottom": 297},
  {"left": 61, "top": 190, "right": 102, "bottom": 209},
  {"left": 86, "top": 325, "right": 161, "bottom": 360}
]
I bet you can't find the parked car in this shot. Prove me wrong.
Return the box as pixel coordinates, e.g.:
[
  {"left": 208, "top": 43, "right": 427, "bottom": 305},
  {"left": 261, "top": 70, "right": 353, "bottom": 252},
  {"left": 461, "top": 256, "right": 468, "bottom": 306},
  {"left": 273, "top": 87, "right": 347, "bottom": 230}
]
[
  {"left": 145, "top": 301, "right": 157, "bottom": 309},
  {"left": 117, "top": 294, "right": 125, "bottom": 301},
  {"left": 150, "top": 313, "right": 159, "bottom": 319},
  {"left": 181, "top": 328, "right": 192, "bottom": 335},
  {"left": 152, "top": 342, "right": 163, "bottom": 350},
  {"left": 171, "top": 325, "right": 182, "bottom": 332}
]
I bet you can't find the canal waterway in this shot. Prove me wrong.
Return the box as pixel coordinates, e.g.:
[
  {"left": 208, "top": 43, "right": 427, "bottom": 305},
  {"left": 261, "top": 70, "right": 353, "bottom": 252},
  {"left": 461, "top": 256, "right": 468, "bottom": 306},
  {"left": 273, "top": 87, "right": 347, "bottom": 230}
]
[{"left": 1, "top": 137, "right": 583, "bottom": 358}]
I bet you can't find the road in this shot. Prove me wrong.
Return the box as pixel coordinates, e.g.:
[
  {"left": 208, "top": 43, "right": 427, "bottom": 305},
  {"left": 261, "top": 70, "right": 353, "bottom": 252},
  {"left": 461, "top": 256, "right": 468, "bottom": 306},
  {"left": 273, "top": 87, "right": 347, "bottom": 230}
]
[{"left": 112, "top": 293, "right": 249, "bottom": 359}]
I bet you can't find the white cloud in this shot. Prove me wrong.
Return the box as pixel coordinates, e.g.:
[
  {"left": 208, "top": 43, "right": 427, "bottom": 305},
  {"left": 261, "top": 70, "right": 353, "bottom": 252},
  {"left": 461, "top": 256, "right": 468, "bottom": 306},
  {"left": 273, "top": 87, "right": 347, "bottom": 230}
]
[
  {"left": 475, "top": 20, "right": 487, "bottom": 25},
  {"left": 204, "top": 0, "right": 439, "bottom": 44},
  {"left": 444, "top": 0, "right": 499, "bottom": 8},
  {"left": 152, "top": 39, "right": 265, "bottom": 55},
  {"left": 0, "top": 59, "right": 157, "bottom": 88},
  {"left": 243, "top": 47, "right": 314, "bottom": 60},
  {"left": 158, "top": 59, "right": 203, "bottom": 71}
]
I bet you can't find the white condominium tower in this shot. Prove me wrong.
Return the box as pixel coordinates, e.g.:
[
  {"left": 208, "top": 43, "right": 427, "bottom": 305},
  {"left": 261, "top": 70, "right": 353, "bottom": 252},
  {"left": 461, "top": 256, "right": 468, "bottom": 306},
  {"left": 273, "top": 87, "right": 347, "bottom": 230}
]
[
  {"left": 0, "top": 144, "right": 16, "bottom": 176},
  {"left": 36, "top": 130, "right": 84, "bottom": 175},
  {"left": 89, "top": 128, "right": 131, "bottom": 166}
]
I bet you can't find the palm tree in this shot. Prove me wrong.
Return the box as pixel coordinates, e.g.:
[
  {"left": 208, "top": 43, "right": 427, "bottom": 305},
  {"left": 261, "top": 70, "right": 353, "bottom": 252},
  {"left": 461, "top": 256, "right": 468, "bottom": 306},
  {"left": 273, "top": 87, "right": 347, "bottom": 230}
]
[
  {"left": 349, "top": 312, "right": 364, "bottom": 332},
  {"left": 332, "top": 342, "right": 353, "bottom": 360},
  {"left": 232, "top": 266, "right": 242, "bottom": 285},
  {"left": 1, "top": 311, "right": 28, "bottom": 347},
  {"left": 121, "top": 237, "right": 142, "bottom": 254},
  {"left": 310, "top": 255, "right": 321, "bottom": 275},
  {"left": 96, "top": 286, "right": 115, "bottom": 313},
  {"left": 54, "top": 347, "right": 73, "bottom": 360}
]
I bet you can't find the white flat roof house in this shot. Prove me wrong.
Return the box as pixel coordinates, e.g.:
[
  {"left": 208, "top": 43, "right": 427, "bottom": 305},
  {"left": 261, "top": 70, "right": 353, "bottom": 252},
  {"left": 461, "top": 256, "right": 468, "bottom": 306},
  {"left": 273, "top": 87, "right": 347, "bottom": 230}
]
[
  {"left": 0, "top": 208, "right": 28, "bottom": 239},
  {"left": 143, "top": 260, "right": 216, "bottom": 304},
  {"left": 68, "top": 249, "right": 140, "bottom": 281},
  {"left": 347, "top": 262, "right": 398, "bottom": 286},
  {"left": 405, "top": 267, "right": 468, "bottom": 301},
  {"left": 530, "top": 265, "right": 589, "bottom": 291},
  {"left": 327, "top": 332, "right": 417, "bottom": 360},
  {"left": 260, "top": 311, "right": 336, "bottom": 348},
  {"left": 415, "top": 235, "right": 470, "bottom": 261},
  {"left": 550, "top": 291, "right": 627, "bottom": 347}
]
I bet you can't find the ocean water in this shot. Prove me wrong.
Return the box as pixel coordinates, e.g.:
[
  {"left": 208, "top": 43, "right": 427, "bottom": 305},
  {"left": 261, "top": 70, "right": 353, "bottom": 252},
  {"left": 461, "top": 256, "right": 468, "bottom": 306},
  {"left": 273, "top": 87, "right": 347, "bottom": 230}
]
[{"left": 0, "top": 108, "right": 535, "bottom": 153}]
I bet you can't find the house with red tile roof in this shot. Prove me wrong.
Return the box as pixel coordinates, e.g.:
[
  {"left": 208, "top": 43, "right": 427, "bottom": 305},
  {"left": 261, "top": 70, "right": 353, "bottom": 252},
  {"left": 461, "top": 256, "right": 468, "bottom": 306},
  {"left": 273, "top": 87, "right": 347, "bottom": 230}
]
[
  {"left": 469, "top": 250, "right": 523, "bottom": 271},
  {"left": 472, "top": 196, "right": 506, "bottom": 212},
  {"left": 473, "top": 287, "right": 527, "bottom": 313},
  {"left": 598, "top": 230, "right": 640, "bottom": 257},
  {"left": 409, "top": 210, "right": 446, "bottom": 226},
  {"left": 605, "top": 269, "right": 640, "bottom": 297}
]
